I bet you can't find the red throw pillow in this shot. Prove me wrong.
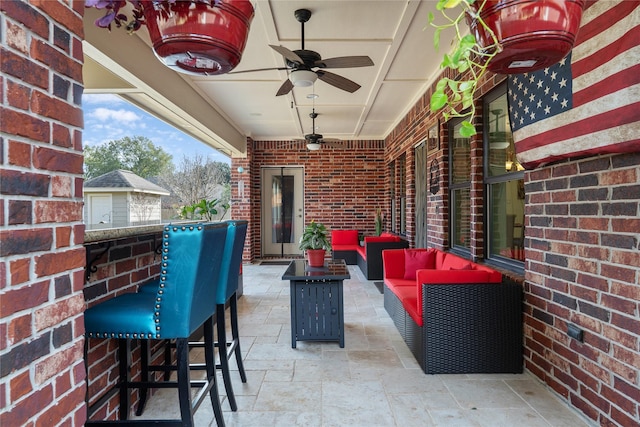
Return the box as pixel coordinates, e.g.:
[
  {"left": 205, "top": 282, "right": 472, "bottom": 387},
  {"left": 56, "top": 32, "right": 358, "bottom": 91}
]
[
  {"left": 449, "top": 263, "right": 473, "bottom": 270},
  {"left": 404, "top": 249, "right": 436, "bottom": 280}
]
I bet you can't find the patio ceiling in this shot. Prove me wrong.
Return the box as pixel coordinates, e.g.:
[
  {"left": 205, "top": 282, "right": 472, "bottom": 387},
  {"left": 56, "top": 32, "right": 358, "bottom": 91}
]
[{"left": 82, "top": 1, "right": 456, "bottom": 157}]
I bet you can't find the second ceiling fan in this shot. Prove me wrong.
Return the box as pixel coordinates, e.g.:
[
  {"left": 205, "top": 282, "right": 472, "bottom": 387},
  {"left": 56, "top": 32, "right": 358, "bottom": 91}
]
[
  {"left": 296, "top": 109, "right": 343, "bottom": 151},
  {"left": 231, "top": 8, "right": 374, "bottom": 96}
]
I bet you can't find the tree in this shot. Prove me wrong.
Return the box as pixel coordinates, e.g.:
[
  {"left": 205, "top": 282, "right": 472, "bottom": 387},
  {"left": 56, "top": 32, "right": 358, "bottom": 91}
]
[
  {"left": 84, "top": 136, "right": 173, "bottom": 179},
  {"left": 159, "top": 154, "right": 231, "bottom": 210}
]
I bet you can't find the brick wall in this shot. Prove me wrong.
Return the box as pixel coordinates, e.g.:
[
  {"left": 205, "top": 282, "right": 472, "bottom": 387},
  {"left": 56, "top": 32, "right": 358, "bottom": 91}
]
[
  {"left": 0, "top": 1, "right": 87, "bottom": 425},
  {"left": 524, "top": 154, "right": 640, "bottom": 426},
  {"left": 83, "top": 233, "right": 164, "bottom": 420},
  {"left": 231, "top": 139, "right": 385, "bottom": 260},
  {"left": 231, "top": 138, "right": 253, "bottom": 262}
]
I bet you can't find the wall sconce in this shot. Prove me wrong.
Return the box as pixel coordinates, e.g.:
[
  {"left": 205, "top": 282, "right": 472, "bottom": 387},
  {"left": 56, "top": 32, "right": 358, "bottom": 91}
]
[
  {"left": 429, "top": 159, "right": 439, "bottom": 194},
  {"left": 237, "top": 166, "right": 245, "bottom": 173}
]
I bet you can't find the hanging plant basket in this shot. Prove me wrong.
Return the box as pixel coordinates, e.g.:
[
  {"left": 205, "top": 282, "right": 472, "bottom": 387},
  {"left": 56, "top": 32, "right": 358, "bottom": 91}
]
[
  {"left": 143, "top": 0, "right": 254, "bottom": 75},
  {"left": 468, "top": 0, "right": 585, "bottom": 74}
]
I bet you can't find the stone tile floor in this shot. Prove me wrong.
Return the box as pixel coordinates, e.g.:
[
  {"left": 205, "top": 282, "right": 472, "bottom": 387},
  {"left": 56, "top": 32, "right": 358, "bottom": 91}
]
[{"left": 135, "top": 263, "right": 592, "bottom": 426}]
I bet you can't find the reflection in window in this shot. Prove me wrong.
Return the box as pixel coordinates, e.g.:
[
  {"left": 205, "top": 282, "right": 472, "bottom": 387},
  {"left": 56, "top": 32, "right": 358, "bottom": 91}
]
[
  {"left": 452, "top": 187, "right": 471, "bottom": 248},
  {"left": 449, "top": 120, "right": 471, "bottom": 252},
  {"left": 399, "top": 154, "right": 406, "bottom": 235},
  {"left": 485, "top": 85, "right": 525, "bottom": 263},
  {"left": 271, "top": 175, "right": 295, "bottom": 243}
]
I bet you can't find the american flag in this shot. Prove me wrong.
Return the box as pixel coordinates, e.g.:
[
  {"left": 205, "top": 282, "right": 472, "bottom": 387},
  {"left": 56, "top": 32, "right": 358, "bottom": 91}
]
[{"left": 508, "top": 0, "right": 640, "bottom": 169}]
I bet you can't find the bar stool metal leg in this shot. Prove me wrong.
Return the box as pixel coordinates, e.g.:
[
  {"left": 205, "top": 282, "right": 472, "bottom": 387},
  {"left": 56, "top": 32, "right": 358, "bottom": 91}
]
[
  {"left": 118, "top": 338, "right": 131, "bottom": 420},
  {"left": 229, "top": 295, "right": 247, "bottom": 383},
  {"left": 216, "top": 308, "right": 237, "bottom": 412},
  {"left": 175, "top": 338, "right": 196, "bottom": 426},
  {"left": 135, "top": 340, "right": 149, "bottom": 416},
  {"left": 204, "top": 316, "right": 226, "bottom": 426}
]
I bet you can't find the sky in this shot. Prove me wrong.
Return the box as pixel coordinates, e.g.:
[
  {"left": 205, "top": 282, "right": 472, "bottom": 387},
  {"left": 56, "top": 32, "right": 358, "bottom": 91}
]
[{"left": 82, "top": 94, "right": 231, "bottom": 166}]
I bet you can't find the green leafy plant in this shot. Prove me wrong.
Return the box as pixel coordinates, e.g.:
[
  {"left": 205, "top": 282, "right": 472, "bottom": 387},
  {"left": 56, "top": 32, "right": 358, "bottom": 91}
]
[
  {"left": 374, "top": 207, "right": 383, "bottom": 236},
  {"left": 298, "top": 220, "right": 331, "bottom": 251},
  {"left": 85, "top": 0, "right": 220, "bottom": 33},
  {"left": 428, "top": 0, "right": 501, "bottom": 137},
  {"left": 179, "top": 198, "right": 229, "bottom": 221}
]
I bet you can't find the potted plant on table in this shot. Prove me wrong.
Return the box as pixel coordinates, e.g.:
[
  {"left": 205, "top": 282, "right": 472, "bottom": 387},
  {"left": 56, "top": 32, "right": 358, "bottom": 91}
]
[
  {"left": 428, "top": 0, "right": 584, "bottom": 137},
  {"left": 85, "top": 0, "right": 255, "bottom": 75},
  {"left": 299, "top": 220, "right": 331, "bottom": 268}
]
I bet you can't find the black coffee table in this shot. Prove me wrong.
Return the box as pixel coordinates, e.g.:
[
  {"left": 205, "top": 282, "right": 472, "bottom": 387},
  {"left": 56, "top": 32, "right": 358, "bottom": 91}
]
[{"left": 282, "top": 259, "right": 350, "bottom": 348}]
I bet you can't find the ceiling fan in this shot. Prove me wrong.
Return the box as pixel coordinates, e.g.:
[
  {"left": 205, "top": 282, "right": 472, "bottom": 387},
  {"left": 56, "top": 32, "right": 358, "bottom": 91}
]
[
  {"left": 296, "top": 109, "right": 343, "bottom": 150},
  {"left": 230, "top": 8, "right": 374, "bottom": 96}
]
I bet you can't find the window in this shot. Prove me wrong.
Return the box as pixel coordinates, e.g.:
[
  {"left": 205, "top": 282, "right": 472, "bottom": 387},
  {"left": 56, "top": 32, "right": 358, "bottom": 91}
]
[
  {"left": 485, "top": 84, "right": 525, "bottom": 264},
  {"left": 398, "top": 154, "right": 407, "bottom": 235},
  {"left": 390, "top": 161, "right": 396, "bottom": 232},
  {"left": 449, "top": 120, "right": 471, "bottom": 252},
  {"left": 390, "top": 157, "right": 407, "bottom": 235}
]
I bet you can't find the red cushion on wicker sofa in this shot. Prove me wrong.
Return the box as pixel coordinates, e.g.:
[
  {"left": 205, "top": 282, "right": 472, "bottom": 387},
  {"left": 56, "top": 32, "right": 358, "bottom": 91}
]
[
  {"left": 385, "top": 283, "right": 421, "bottom": 325},
  {"left": 403, "top": 296, "right": 423, "bottom": 326},
  {"left": 383, "top": 248, "right": 503, "bottom": 325},
  {"left": 382, "top": 248, "right": 406, "bottom": 278},
  {"left": 331, "top": 230, "right": 359, "bottom": 246},
  {"left": 365, "top": 235, "right": 401, "bottom": 243},
  {"left": 404, "top": 248, "right": 436, "bottom": 280},
  {"left": 440, "top": 254, "right": 473, "bottom": 270}
]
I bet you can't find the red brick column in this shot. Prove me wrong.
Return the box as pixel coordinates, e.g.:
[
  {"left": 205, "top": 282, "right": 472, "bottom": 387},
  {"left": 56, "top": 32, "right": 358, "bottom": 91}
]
[{"left": 0, "top": 1, "right": 87, "bottom": 425}]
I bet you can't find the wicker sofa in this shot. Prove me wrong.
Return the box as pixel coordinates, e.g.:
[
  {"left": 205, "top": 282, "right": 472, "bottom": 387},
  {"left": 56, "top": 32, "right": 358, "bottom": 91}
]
[
  {"left": 331, "top": 229, "right": 360, "bottom": 265},
  {"left": 382, "top": 248, "right": 523, "bottom": 374},
  {"left": 331, "top": 230, "right": 409, "bottom": 280},
  {"left": 357, "top": 233, "right": 409, "bottom": 280}
]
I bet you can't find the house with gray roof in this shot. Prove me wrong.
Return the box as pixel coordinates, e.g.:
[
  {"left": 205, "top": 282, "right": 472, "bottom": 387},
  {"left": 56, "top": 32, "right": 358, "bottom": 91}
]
[{"left": 84, "top": 170, "right": 170, "bottom": 230}]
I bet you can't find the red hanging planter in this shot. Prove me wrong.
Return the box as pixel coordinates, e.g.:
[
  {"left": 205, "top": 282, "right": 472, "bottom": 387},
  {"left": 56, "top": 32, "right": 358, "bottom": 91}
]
[
  {"left": 143, "top": 0, "right": 255, "bottom": 75},
  {"left": 468, "top": 0, "right": 585, "bottom": 74}
]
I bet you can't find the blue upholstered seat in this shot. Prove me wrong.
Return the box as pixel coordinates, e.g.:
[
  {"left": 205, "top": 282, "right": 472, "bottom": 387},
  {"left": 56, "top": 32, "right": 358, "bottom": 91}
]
[
  {"left": 84, "top": 222, "right": 228, "bottom": 426},
  {"left": 214, "top": 220, "right": 248, "bottom": 411},
  {"left": 136, "top": 220, "right": 249, "bottom": 413}
]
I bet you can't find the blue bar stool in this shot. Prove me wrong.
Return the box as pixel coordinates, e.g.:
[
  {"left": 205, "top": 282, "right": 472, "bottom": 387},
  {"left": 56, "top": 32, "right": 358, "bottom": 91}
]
[
  {"left": 138, "top": 220, "right": 249, "bottom": 412},
  {"left": 213, "top": 220, "right": 249, "bottom": 411},
  {"left": 84, "top": 223, "right": 228, "bottom": 426}
]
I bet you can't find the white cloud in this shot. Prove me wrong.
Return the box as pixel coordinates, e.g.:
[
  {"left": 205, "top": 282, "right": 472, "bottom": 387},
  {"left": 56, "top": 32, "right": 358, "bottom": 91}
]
[
  {"left": 82, "top": 93, "right": 124, "bottom": 105},
  {"left": 88, "top": 107, "right": 140, "bottom": 123}
]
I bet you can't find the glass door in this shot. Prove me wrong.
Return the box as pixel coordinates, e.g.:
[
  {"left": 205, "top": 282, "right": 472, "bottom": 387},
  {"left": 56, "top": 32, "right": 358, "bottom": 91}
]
[{"left": 261, "top": 167, "right": 304, "bottom": 257}]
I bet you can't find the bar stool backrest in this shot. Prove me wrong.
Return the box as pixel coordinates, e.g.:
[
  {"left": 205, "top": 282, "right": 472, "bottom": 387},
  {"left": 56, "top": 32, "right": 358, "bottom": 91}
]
[
  {"left": 216, "top": 220, "right": 248, "bottom": 304},
  {"left": 157, "top": 222, "right": 227, "bottom": 338}
]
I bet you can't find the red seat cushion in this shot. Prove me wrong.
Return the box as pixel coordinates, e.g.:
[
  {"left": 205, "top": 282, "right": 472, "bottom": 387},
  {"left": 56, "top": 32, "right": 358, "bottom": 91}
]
[{"left": 402, "top": 296, "right": 423, "bottom": 326}]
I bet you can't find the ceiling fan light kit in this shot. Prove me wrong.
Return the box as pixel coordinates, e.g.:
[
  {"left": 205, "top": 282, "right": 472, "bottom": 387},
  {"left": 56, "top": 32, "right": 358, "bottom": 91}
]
[
  {"left": 306, "top": 143, "right": 322, "bottom": 151},
  {"left": 290, "top": 70, "right": 318, "bottom": 87}
]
